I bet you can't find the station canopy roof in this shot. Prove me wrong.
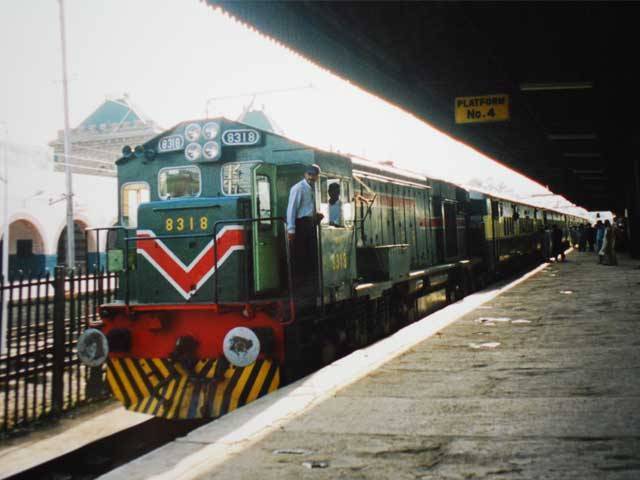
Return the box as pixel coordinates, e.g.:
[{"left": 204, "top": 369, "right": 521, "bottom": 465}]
[{"left": 211, "top": 1, "right": 639, "bottom": 213}]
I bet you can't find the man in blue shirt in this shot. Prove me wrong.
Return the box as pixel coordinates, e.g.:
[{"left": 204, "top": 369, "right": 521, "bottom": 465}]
[{"left": 287, "top": 165, "right": 323, "bottom": 299}]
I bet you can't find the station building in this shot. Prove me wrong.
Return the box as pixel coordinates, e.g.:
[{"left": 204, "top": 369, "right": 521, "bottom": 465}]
[{"left": 0, "top": 96, "right": 162, "bottom": 279}]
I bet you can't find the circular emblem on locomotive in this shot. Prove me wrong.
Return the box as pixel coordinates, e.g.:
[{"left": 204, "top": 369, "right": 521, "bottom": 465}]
[
  {"left": 77, "top": 328, "right": 109, "bottom": 367},
  {"left": 223, "top": 327, "right": 260, "bottom": 367}
]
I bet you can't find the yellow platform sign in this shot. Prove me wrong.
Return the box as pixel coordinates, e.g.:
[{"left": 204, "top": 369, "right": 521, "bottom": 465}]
[{"left": 455, "top": 94, "right": 509, "bottom": 124}]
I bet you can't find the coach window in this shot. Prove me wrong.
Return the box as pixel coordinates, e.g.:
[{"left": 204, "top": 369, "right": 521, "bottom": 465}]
[
  {"left": 121, "top": 182, "right": 150, "bottom": 227},
  {"left": 158, "top": 166, "right": 201, "bottom": 200}
]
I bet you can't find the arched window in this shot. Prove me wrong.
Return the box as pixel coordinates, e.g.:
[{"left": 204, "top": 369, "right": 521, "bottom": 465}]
[{"left": 57, "top": 221, "right": 88, "bottom": 271}]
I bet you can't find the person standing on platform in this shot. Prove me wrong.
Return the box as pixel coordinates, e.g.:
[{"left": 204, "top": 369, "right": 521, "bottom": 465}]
[
  {"left": 287, "top": 164, "right": 323, "bottom": 300},
  {"left": 587, "top": 222, "right": 596, "bottom": 251},
  {"left": 609, "top": 222, "right": 618, "bottom": 265},
  {"left": 551, "top": 224, "right": 565, "bottom": 262},
  {"left": 599, "top": 220, "right": 610, "bottom": 264},
  {"left": 578, "top": 223, "right": 587, "bottom": 251},
  {"left": 541, "top": 225, "right": 551, "bottom": 262},
  {"left": 599, "top": 220, "right": 618, "bottom": 266},
  {"left": 595, "top": 220, "right": 605, "bottom": 253},
  {"left": 570, "top": 225, "right": 579, "bottom": 248}
]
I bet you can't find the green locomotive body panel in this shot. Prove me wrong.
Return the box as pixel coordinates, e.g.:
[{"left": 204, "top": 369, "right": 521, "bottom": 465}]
[
  {"left": 108, "top": 115, "right": 587, "bottom": 311},
  {"left": 134, "top": 197, "right": 250, "bottom": 303},
  {"left": 112, "top": 117, "right": 362, "bottom": 306},
  {"left": 320, "top": 226, "right": 356, "bottom": 303}
]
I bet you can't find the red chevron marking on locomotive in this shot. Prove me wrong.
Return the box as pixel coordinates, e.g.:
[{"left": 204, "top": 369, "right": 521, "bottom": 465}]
[{"left": 136, "top": 226, "right": 245, "bottom": 299}]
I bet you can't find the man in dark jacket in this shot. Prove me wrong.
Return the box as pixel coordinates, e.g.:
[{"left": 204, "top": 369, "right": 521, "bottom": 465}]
[
  {"left": 578, "top": 223, "right": 587, "bottom": 251},
  {"left": 587, "top": 223, "right": 596, "bottom": 251},
  {"left": 551, "top": 224, "right": 565, "bottom": 262}
]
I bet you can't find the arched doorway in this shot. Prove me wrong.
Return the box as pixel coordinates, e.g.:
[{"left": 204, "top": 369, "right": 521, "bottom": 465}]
[
  {"left": 57, "top": 221, "right": 88, "bottom": 271},
  {"left": 1, "top": 219, "right": 46, "bottom": 279}
]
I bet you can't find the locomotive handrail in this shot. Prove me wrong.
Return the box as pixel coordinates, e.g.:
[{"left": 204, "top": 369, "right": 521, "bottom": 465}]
[
  {"left": 212, "top": 217, "right": 295, "bottom": 325},
  {"left": 123, "top": 231, "right": 225, "bottom": 305},
  {"left": 122, "top": 218, "right": 295, "bottom": 324},
  {"left": 85, "top": 226, "right": 126, "bottom": 273},
  {"left": 84, "top": 226, "right": 127, "bottom": 308}
]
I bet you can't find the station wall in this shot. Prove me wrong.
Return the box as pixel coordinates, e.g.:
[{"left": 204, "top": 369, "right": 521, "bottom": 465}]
[{"left": 0, "top": 143, "right": 117, "bottom": 279}]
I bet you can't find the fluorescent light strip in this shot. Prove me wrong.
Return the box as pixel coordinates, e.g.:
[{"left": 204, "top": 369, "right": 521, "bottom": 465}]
[{"left": 520, "top": 81, "right": 593, "bottom": 91}]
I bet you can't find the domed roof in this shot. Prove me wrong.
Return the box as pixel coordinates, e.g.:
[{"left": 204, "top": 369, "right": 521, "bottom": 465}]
[
  {"left": 238, "top": 108, "right": 284, "bottom": 135},
  {"left": 78, "top": 94, "right": 154, "bottom": 131}
]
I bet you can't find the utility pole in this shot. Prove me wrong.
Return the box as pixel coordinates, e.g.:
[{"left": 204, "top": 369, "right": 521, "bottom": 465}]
[
  {"left": 58, "top": 0, "right": 75, "bottom": 269},
  {"left": 1, "top": 123, "right": 8, "bottom": 355}
]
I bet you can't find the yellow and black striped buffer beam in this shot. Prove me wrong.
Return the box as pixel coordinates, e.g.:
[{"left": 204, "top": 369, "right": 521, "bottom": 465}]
[{"left": 106, "top": 358, "right": 280, "bottom": 419}]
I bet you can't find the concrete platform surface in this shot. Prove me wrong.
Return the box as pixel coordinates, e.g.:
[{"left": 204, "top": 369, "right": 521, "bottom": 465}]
[
  {"left": 0, "top": 402, "right": 149, "bottom": 479},
  {"left": 103, "top": 251, "right": 640, "bottom": 480}
]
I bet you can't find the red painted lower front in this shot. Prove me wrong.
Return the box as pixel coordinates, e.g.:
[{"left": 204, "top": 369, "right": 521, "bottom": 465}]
[{"left": 97, "top": 303, "right": 286, "bottom": 364}]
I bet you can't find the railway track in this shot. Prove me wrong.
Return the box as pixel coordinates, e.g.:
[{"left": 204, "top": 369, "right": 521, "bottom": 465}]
[
  {"left": 6, "top": 416, "right": 208, "bottom": 480},
  {"left": 0, "top": 324, "right": 87, "bottom": 383}
]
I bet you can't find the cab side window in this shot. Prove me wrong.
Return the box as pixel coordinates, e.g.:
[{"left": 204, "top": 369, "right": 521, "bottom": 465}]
[
  {"left": 222, "top": 162, "right": 255, "bottom": 195},
  {"left": 341, "top": 179, "right": 354, "bottom": 225},
  {"left": 121, "top": 182, "right": 150, "bottom": 227},
  {"left": 320, "top": 177, "right": 350, "bottom": 227},
  {"left": 256, "top": 174, "right": 272, "bottom": 227}
]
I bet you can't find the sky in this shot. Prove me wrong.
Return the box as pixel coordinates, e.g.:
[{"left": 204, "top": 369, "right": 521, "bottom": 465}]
[{"left": 0, "top": 0, "right": 587, "bottom": 214}]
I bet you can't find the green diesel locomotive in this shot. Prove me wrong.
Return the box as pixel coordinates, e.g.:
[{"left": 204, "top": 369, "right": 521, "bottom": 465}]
[{"left": 77, "top": 117, "right": 585, "bottom": 419}]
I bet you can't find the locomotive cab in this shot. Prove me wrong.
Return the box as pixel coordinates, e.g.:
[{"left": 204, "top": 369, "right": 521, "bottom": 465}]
[{"left": 109, "top": 122, "right": 297, "bottom": 306}]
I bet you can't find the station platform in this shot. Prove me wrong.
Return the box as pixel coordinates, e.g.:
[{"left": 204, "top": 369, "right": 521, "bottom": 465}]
[
  {"left": 0, "top": 402, "right": 148, "bottom": 479},
  {"left": 103, "top": 250, "right": 640, "bottom": 480}
]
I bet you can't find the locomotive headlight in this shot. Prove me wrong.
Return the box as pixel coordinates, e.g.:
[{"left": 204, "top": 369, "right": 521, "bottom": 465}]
[
  {"left": 77, "top": 328, "right": 109, "bottom": 367},
  {"left": 223, "top": 327, "right": 260, "bottom": 367},
  {"left": 202, "top": 122, "right": 220, "bottom": 140},
  {"left": 184, "top": 142, "right": 202, "bottom": 161},
  {"left": 202, "top": 141, "right": 220, "bottom": 160},
  {"left": 184, "top": 123, "right": 202, "bottom": 142}
]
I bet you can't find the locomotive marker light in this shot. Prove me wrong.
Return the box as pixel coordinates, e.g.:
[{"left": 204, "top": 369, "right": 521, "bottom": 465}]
[
  {"left": 134, "top": 145, "right": 145, "bottom": 158},
  {"left": 184, "top": 123, "right": 202, "bottom": 142},
  {"left": 223, "top": 327, "right": 260, "bottom": 367},
  {"left": 203, "top": 141, "right": 220, "bottom": 160},
  {"left": 184, "top": 142, "right": 202, "bottom": 161},
  {"left": 77, "top": 328, "right": 109, "bottom": 367},
  {"left": 202, "top": 121, "right": 220, "bottom": 140}
]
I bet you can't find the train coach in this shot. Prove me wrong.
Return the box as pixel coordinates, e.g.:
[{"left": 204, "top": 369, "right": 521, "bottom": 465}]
[{"left": 77, "top": 117, "right": 585, "bottom": 420}]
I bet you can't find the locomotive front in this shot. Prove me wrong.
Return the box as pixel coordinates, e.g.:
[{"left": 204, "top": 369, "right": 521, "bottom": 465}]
[{"left": 77, "top": 119, "right": 291, "bottom": 419}]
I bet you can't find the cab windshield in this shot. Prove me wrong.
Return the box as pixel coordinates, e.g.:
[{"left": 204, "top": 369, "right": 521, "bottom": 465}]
[{"left": 158, "top": 166, "right": 201, "bottom": 199}]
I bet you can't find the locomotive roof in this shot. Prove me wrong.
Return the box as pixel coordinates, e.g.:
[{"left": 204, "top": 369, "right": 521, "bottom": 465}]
[
  {"left": 116, "top": 116, "right": 586, "bottom": 221},
  {"left": 349, "top": 155, "right": 428, "bottom": 184},
  {"left": 117, "top": 116, "right": 353, "bottom": 167}
]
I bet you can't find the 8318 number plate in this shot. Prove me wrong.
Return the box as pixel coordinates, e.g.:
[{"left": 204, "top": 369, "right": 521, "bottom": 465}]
[{"left": 221, "top": 129, "right": 261, "bottom": 146}]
